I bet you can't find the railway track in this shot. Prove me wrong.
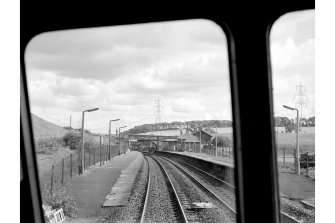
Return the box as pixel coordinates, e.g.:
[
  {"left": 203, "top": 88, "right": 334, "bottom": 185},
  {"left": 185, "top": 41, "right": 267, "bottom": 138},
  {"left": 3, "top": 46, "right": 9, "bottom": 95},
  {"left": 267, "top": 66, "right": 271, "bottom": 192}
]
[
  {"left": 155, "top": 156, "right": 236, "bottom": 217},
  {"left": 140, "top": 156, "right": 188, "bottom": 223},
  {"left": 156, "top": 154, "right": 303, "bottom": 223},
  {"left": 170, "top": 158, "right": 237, "bottom": 210},
  {"left": 152, "top": 155, "right": 236, "bottom": 223}
]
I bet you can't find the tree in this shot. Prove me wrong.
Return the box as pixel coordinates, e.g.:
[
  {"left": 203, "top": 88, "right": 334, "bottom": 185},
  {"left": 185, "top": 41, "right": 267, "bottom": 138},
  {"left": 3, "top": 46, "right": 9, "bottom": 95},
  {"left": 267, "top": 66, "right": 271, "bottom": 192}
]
[
  {"left": 285, "top": 123, "right": 295, "bottom": 133},
  {"left": 308, "top": 116, "right": 315, "bottom": 126},
  {"left": 212, "top": 135, "right": 231, "bottom": 147}
]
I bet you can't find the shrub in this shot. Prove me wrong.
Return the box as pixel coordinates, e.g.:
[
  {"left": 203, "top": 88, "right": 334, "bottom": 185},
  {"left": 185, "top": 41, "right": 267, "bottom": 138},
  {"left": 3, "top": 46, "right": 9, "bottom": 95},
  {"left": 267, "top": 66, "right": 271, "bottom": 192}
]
[
  {"left": 285, "top": 123, "right": 296, "bottom": 133},
  {"left": 63, "top": 132, "right": 81, "bottom": 150},
  {"left": 42, "top": 185, "right": 77, "bottom": 217},
  {"left": 36, "top": 137, "right": 64, "bottom": 150},
  {"left": 83, "top": 136, "right": 99, "bottom": 150}
]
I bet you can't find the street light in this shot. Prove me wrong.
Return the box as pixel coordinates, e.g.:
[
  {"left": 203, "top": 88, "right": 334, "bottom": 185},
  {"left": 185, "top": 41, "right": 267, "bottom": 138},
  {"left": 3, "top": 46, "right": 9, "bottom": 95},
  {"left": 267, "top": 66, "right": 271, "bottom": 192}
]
[
  {"left": 119, "top": 126, "right": 127, "bottom": 155},
  {"left": 109, "top": 119, "right": 120, "bottom": 160},
  {"left": 283, "top": 105, "right": 300, "bottom": 174},
  {"left": 80, "top": 107, "right": 99, "bottom": 174}
]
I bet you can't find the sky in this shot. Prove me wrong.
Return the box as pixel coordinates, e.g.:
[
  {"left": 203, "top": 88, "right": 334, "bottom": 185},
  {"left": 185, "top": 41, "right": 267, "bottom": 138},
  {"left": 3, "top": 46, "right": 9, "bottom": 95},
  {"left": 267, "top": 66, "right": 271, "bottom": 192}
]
[{"left": 25, "top": 10, "right": 314, "bottom": 134}]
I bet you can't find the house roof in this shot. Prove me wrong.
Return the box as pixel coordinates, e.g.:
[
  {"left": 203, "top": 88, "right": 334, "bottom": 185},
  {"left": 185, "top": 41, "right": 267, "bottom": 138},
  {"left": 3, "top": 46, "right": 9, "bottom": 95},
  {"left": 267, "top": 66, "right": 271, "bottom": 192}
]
[
  {"left": 184, "top": 135, "right": 200, "bottom": 143},
  {"left": 161, "top": 138, "right": 178, "bottom": 142},
  {"left": 192, "top": 129, "right": 213, "bottom": 137},
  {"left": 178, "top": 132, "right": 191, "bottom": 140}
]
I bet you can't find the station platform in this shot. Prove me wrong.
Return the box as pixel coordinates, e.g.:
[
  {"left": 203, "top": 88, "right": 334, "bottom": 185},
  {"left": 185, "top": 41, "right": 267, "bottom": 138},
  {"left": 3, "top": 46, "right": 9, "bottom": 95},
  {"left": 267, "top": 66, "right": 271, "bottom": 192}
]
[
  {"left": 66, "top": 151, "right": 144, "bottom": 221},
  {"left": 162, "top": 151, "right": 314, "bottom": 200}
]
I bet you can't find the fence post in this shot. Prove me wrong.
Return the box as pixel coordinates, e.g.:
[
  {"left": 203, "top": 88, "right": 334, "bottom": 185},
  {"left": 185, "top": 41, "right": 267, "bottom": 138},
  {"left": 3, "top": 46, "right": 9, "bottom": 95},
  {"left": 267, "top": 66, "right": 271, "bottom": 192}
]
[
  {"left": 70, "top": 154, "right": 73, "bottom": 178},
  {"left": 78, "top": 150, "right": 80, "bottom": 175},
  {"left": 102, "top": 146, "right": 104, "bottom": 165},
  {"left": 283, "top": 147, "right": 286, "bottom": 165},
  {"left": 61, "top": 158, "right": 64, "bottom": 186},
  {"left": 88, "top": 148, "right": 91, "bottom": 168},
  {"left": 306, "top": 152, "right": 309, "bottom": 176},
  {"left": 106, "top": 147, "right": 108, "bottom": 161},
  {"left": 94, "top": 147, "right": 96, "bottom": 166},
  {"left": 84, "top": 147, "right": 86, "bottom": 170},
  {"left": 100, "top": 136, "right": 102, "bottom": 166},
  {"left": 50, "top": 165, "right": 54, "bottom": 194}
]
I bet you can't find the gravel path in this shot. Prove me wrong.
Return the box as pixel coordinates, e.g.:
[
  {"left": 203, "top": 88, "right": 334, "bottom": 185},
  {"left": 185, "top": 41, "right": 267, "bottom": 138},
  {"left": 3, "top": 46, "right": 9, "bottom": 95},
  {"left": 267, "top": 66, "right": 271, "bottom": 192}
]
[
  {"left": 97, "top": 158, "right": 148, "bottom": 223},
  {"left": 143, "top": 156, "right": 179, "bottom": 223},
  {"left": 155, "top": 156, "right": 236, "bottom": 223}
]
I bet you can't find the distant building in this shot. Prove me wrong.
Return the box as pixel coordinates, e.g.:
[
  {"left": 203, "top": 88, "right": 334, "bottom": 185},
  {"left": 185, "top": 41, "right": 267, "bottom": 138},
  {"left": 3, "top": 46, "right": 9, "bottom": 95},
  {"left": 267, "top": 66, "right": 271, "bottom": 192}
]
[
  {"left": 192, "top": 130, "right": 213, "bottom": 148},
  {"left": 183, "top": 135, "right": 200, "bottom": 152}
]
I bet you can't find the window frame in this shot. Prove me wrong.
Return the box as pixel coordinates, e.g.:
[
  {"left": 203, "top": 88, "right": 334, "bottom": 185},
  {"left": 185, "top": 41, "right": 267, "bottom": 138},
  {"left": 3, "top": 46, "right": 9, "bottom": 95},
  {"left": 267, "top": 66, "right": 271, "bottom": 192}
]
[{"left": 20, "top": 2, "right": 315, "bottom": 223}]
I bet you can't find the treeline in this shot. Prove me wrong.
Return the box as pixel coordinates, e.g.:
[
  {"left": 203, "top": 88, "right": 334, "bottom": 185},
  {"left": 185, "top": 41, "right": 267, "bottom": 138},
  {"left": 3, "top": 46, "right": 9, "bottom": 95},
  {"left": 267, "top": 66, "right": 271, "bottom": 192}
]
[
  {"left": 126, "top": 116, "right": 315, "bottom": 135},
  {"left": 274, "top": 116, "right": 315, "bottom": 127},
  {"left": 126, "top": 120, "right": 233, "bottom": 134},
  {"left": 275, "top": 116, "right": 315, "bottom": 133}
]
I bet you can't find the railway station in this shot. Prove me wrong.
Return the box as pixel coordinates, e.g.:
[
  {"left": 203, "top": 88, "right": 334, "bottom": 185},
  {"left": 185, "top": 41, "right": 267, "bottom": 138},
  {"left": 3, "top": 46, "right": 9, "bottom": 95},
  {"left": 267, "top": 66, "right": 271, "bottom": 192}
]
[{"left": 19, "top": 2, "right": 318, "bottom": 223}]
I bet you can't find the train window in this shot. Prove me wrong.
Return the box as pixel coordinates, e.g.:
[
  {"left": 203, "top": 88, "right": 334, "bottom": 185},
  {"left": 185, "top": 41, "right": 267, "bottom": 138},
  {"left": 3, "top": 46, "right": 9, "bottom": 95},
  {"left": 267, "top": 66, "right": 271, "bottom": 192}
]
[
  {"left": 270, "top": 10, "right": 315, "bottom": 223},
  {"left": 24, "top": 19, "right": 238, "bottom": 222}
]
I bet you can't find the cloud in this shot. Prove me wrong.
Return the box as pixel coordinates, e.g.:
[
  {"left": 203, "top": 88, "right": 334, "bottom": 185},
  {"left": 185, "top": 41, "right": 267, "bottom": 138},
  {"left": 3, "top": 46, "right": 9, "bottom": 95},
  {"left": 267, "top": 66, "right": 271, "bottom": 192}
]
[
  {"left": 270, "top": 11, "right": 315, "bottom": 118},
  {"left": 172, "top": 98, "right": 205, "bottom": 113},
  {"left": 271, "top": 10, "right": 314, "bottom": 45},
  {"left": 25, "top": 13, "right": 314, "bottom": 133}
]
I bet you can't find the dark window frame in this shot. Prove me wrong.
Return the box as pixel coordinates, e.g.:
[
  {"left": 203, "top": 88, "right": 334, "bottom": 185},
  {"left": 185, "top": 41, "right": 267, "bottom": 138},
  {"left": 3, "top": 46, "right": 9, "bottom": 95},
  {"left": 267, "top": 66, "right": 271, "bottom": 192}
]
[{"left": 20, "top": 2, "right": 314, "bottom": 222}]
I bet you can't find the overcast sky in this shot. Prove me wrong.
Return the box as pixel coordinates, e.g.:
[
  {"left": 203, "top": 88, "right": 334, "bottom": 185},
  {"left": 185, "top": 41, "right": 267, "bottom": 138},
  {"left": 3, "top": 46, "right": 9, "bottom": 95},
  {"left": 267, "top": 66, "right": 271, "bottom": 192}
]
[{"left": 25, "top": 10, "right": 314, "bottom": 133}]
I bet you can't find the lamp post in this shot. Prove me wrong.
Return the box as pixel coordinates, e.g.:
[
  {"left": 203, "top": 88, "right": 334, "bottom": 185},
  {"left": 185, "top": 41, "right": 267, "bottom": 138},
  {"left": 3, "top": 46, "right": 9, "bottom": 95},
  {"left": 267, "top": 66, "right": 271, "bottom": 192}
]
[
  {"left": 109, "top": 119, "right": 120, "bottom": 160},
  {"left": 119, "top": 126, "right": 127, "bottom": 155},
  {"left": 80, "top": 108, "right": 99, "bottom": 174},
  {"left": 283, "top": 105, "right": 300, "bottom": 174}
]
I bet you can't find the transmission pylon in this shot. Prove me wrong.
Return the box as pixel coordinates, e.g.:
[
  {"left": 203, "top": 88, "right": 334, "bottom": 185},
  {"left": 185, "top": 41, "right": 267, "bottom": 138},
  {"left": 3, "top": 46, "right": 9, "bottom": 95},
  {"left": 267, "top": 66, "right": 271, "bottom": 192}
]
[
  {"left": 294, "top": 83, "right": 308, "bottom": 126},
  {"left": 153, "top": 98, "right": 164, "bottom": 130}
]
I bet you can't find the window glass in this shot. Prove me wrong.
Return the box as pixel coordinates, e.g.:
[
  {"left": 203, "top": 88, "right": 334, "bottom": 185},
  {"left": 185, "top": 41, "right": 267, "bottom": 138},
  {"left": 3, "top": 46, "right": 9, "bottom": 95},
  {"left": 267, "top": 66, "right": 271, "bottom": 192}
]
[
  {"left": 270, "top": 10, "right": 315, "bottom": 223},
  {"left": 25, "top": 20, "right": 237, "bottom": 222}
]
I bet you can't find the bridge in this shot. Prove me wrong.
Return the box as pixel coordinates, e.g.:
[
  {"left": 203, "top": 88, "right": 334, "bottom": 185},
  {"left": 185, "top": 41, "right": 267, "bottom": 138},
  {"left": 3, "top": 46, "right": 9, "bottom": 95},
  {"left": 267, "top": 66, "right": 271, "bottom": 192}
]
[{"left": 129, "top": 131, "right": 180, "bottom": 150}]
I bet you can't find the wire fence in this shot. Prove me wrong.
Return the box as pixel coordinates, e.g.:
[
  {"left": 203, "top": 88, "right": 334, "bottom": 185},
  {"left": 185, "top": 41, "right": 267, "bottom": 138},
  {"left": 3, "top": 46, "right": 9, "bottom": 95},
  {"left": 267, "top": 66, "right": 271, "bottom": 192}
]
[{"left": 39, "top": 140, "right": 128, "bottom": 194}]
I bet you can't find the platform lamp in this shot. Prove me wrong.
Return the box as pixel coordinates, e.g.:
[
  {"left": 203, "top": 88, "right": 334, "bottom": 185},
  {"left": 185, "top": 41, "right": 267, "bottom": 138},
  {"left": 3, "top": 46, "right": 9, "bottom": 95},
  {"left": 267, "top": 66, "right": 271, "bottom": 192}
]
[
  {"left": 109, "top": 119, "right": 120, "bottom": 160},
  {"left": 119, "top": 126, "right": 127, "bottom": 155},
  {"left": 283, "top": 105, "right": 300, "bottom": 174},
  {"left": 80, "top": 107, "right": 99, "bottom": 174}
]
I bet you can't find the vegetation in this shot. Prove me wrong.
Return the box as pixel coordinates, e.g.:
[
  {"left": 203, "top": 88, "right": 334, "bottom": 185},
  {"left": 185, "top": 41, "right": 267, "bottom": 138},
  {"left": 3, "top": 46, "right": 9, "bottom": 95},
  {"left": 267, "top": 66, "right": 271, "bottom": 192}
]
[
  {"left": 274, "top": 116, "right": 315, "bottom": 129},
  {"left": 211, "top": 135, "right": 232, "bottom": 147},
  {"left": 63, "top": 132, "right": 81, "bottom": 150},
  {"left": 63, "top": 126, "right": 74, "bottom": 130},
  {"left": 126, "top": 120, "right": 233, "bottom": 134},
  {"left": 42, "top": 184, "right": 77, "bottom": 217},
  {"left": 35, "top": 137, "right": 64, "bottom": 150}
]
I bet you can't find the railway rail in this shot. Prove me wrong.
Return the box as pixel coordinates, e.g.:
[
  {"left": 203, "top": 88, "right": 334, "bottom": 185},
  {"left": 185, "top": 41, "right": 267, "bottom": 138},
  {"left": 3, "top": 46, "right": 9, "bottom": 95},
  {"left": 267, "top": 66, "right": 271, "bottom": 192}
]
[
  {"left": 155, "top": 154, "right": 303, "bottom": 223},
  {"left": 155, "top": 156, "right": 236, "bottom": 216},
  {"left": 152, "top": 155, "right": 236, "bottom": 222},
  {"left": 140, "top": 155, "right": 188, "bottom": 223}
]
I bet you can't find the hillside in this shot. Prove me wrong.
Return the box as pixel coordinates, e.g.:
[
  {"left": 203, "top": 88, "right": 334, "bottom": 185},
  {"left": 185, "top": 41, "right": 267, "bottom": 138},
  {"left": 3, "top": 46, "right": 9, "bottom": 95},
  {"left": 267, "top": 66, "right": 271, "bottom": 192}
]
[
  {"left": 126, "top": 120, "right": 233, "bottom": 134},
  {"left": 31, "top": 113, "right": 69, "bottom": 138}
]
